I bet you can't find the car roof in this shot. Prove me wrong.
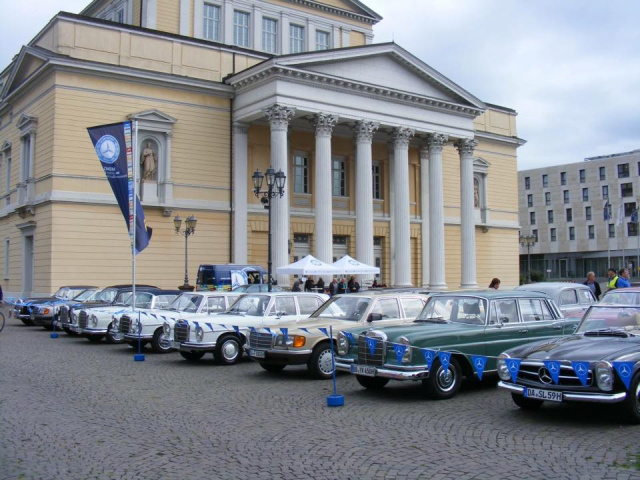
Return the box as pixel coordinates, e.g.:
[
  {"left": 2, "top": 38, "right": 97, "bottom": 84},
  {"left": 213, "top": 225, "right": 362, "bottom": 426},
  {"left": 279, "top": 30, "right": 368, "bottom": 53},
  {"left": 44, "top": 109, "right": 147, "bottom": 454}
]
[
  {"left": 59, "top": 285, "right": 99, "bottom": 289},
  {"left": 430, "top": 290, "right": 550, "bottom": 300},
  {"left": 106, "top": 284, "right": 159, "bottom": 289},
  {"left": 156, "top": 290, "right": 182, "bottom": 295},
  {"left": 515, "top": 282, "right": 590, "bottom": 292},
  {"left": 330, "top": 292, "right": 429, "bottom": 298},
  {"left": 367, "top": 288, "right": 431, "bottom": 295},
  {"left": 603, "top": 287, "right": 640, "bottom": 293}
]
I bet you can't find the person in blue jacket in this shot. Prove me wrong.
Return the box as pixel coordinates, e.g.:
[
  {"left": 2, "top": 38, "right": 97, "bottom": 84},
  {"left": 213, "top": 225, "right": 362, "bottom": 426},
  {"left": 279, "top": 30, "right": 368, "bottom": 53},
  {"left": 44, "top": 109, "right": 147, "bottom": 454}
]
[{"left": 617, "top": 268, "right": 632, "bottom": 288}]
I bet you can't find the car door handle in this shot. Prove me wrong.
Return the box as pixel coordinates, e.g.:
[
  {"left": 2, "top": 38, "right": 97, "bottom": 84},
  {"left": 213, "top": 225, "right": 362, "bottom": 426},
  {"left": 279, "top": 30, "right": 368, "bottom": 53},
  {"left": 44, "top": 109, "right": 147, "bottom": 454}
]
[
  {"left": 553, "top": 325, "right": 563, "bottom": 330},
  {"left": 518, "top": 329, "right": 529, "bottom": 334}
]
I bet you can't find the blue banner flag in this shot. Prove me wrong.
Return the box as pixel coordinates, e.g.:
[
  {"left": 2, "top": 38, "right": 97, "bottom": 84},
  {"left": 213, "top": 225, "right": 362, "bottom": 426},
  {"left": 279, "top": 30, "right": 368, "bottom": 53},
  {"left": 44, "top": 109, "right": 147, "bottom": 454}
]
[
  {"left": 87, "top": 121, "right": 152, "bottom": 254},
  {"left": 422, "top": 349, "right": 437, "bottom": 370},
  {"left": 249, "top": 326, "right": 257, "bottom": 333},
  {"left": 205, "top": 323, "right": 214, "bottom": 331},
  {"left": 365, "top": 337, "right": 377, "bottom": 356},
  {"left": 218, "top": 324, "right": 228, "bottom": 330},
  {"left": 393, "top": 344, "right": 407, "bottom": 364},
  {"left": 471, "top": 355, "right": 488, "bottom": 381},
  {"left": 193, "top": 321, "right": 200, "bottom": 329},
  {"left": 632, "top": 210, "right": 639, "bottom": 224},
  {"left": 233, "top": 326, "right": 241, "bottom": 336},
  {"left": 613, "top": 362, "right": 635, "bottom": 390},
  {"left": 342, "top": 331, "right": 354, "bottom": 345},
  {"left": 264, "top": 327, "right": 272, "bottom": 334},
  {"left": 505, "top": 358, "right": 522, "bottom": 383},
  {"left": 318, "top": 327, "right": 329, "bottom": 338},
  {"left": 438, "top": 351, "right": 452, "bottom": 371},
  {"left": 571, "top": 361, "right": 590, "bottom": 387},
  {"left": 543, "top": 360, "right": 562, "bottom": 384},
  {"left": 280, "top": 328, "right": 288, "bottom": 343},
  {"left": 300, "top": 328, "right": 310, "bottom": 334}
]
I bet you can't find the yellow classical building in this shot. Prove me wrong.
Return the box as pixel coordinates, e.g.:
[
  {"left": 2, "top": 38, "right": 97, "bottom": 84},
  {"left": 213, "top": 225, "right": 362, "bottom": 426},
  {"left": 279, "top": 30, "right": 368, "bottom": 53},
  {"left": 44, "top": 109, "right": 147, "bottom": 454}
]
[{"left": 0, "top": 0, "right": 524, "bottom": 297}]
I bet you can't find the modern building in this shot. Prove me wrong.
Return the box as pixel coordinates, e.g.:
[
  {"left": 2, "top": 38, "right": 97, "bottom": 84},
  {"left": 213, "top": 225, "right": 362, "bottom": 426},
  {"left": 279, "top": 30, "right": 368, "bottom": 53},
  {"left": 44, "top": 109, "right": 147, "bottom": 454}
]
[
  {"left": 518, "top": 149, "right": 640, "bottom": 279},
  {"left": 0, "top": 0, "right": 525, "bottom": 297}
]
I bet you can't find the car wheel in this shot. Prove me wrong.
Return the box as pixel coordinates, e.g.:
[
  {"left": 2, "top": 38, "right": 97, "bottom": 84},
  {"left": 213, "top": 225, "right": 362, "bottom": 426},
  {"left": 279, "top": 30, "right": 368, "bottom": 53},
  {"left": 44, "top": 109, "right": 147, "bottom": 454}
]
[
  {"left": 308, "top": 342, "right": 334, "bottom": 379},
  {"left": 355, "top": 375, "right": 389, "bottom": 390},
  {"left": 259, "top": 362, "right": 286, "bottom": 373},
  {"left": 422, "top": 357, "right": 462, "bottom": 400},
  {"left": 511, "top": 392, "right": 543, "bottom": 410},
  {"left": 150, "top": 328, "right": 172, "bottom": 353},
  {"left": 86, "top": 334, "right": 105, "bottom": 343},
  {"left": 622, "top": 372, "right": 640, "bottom": 424},
  {"left": 180, "top": 351, "right": 205, "bottom": 362},
  {"left": 105, "top": 324, "right": 124, "bottom": 344},
  {"left": 215, "top": 335, "right": 243, "bottom": 365},
  {"left": 42, "top": 323, "right": 54, "bottom": 331},
  {"left": 21, "top": 318, "right": 34, "bottom": 326}
]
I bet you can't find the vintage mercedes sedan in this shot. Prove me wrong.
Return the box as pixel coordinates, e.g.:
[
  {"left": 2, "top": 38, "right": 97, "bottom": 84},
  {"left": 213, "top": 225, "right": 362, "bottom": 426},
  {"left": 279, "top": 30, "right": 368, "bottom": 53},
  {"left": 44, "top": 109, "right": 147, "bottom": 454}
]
[
  {"left": 31, "top": 287, "right": 100, "bottom": 330},
  {"left": 170, "top": 292, "right": 328, "bottom": 364},
  {"left": 600, "top": 287, "right": 640, "bottom": 305},
  {"left": 118, "top": 291, "right": 240, "bottom": 353},
  {"left": 335, "top": 291, "right": 575, "bottom": 399},
  {"left": 13, "top": 285, "right": 97, "bottom": 326},
  {"left": 497, "top": 304, "right": 640, "bottom": 423},
  {"left": 515, "top": 282, "right": 597, "bottom": 317},
  {"left": 245, "top": 292, "right": 429, "bottom": 378}
]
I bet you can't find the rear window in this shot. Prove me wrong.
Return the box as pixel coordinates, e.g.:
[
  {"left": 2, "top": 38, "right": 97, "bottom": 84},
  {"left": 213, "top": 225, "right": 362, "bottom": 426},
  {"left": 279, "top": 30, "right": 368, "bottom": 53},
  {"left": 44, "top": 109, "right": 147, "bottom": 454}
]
[{"left": 560, "top": 289, "right": 578, "bottom": 306}]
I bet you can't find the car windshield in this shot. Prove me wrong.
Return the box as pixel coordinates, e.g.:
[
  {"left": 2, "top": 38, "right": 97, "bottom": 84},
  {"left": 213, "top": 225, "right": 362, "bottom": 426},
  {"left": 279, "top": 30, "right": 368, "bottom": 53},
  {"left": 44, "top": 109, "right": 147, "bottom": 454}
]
[
  {"left": 53, "top": 287, "right": 70, "bottom": 298},
  {"left": 226, "top": 295, "right": 271, "bottom": 316},
  {"left": 114, "top": 291, "right": 153, "bottom": 307},
  {"left": 600, "top": 291, "right": 640, "bottom": 305},
  {"left": 309, "top": 296, "right": 372, "bottom": 321},
  {"left": 72, "top": 289, "right": 97, "bottom": 301},
  {"left": 232, "top": 285, "right": 282, "bottom": 293},
  {"left": 94, "top": 288, "right": 118, "bottom": 303},
  {"left": 169, "top": 294, "right": 203, "bottom": 313},
  {"left": 417, "top": 296, "right": 487, "bottom": 325},
  {"left": 577, "top": 306, "right": 640, "bottom": 334}
]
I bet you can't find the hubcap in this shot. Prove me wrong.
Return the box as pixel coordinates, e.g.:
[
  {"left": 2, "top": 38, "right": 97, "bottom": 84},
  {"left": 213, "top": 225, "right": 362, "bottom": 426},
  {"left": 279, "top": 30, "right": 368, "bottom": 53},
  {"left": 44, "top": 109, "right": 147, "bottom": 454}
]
[
  {"left": 158, "top": 333, "right": 170, "bottom": 349},
  {"left": 436, "top": 366, "right": 456, "bottom": 392},
  {"left": 318, "top": 349, "right": 334, "bottom": 375},
  {"left": 634, "top": 381, "right": 640, "bottom": 413},
  {"left": 222, "top": 340, "right": 239, "bottom": 360}
]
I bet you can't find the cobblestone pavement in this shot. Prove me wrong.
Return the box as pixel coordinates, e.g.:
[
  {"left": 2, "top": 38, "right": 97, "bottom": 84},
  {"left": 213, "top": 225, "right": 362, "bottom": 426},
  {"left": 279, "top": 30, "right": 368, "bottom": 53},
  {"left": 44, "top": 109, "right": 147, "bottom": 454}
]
[{"left": 1, "top": 317, "right": 639, "bottom": 480}]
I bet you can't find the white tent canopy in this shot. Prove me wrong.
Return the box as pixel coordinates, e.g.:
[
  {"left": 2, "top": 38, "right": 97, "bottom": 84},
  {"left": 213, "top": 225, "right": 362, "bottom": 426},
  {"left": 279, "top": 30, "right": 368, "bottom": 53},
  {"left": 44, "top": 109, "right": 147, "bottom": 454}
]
[
  {"left": 275, "top": 255, "right": 341, "bottom": 276},
  {"left": 332, "top": 255, "right": 380, "bottom": 275}
]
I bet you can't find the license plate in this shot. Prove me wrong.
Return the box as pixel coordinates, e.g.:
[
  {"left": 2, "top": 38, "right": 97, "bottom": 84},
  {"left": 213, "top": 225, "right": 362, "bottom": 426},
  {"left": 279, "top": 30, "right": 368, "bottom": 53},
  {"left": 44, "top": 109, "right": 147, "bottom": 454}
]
[
  {"left": 171, "top": 341, "right": 181, "bottom": 349},
  {"left": 30, "top": 312, "right": 36, "bottom": 320},
  {"left": 249, "top": 349, "right": 266, "bottom": 359},
  {"left": 351, "top": 365, "right": 376, "bottom": 377},
  {"left": 524, "top": 387, "right": 563, "bottom": 402}
]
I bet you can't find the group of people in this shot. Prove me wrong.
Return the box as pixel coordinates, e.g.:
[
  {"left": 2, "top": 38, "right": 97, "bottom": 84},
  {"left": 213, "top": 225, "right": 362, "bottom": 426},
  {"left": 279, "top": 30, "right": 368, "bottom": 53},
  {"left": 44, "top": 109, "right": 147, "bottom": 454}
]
[
  {"left": 291, "top": 276, "right": 362, "bottom": 295},
  {"left": 583, "top": 268, "right": 631, "bottom": 299}
]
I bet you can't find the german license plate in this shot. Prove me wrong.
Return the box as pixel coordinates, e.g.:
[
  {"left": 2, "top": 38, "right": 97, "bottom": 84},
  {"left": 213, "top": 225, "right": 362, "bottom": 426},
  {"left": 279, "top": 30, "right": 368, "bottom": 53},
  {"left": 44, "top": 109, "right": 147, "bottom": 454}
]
[
  {"left": 351, "top": 365, "right": 376, "bottom": 377},
  {"left": 524, "top": 387, "right": 562, "bottom": 402},
  {"left": 249, "top": 349, "right": 266, "bottom": 359},
  {"left": 30, "top": 312, "right": 36, "bottom": 320},
  {"left": 171, "top": 341, "right": 181, "bottom": 349}
]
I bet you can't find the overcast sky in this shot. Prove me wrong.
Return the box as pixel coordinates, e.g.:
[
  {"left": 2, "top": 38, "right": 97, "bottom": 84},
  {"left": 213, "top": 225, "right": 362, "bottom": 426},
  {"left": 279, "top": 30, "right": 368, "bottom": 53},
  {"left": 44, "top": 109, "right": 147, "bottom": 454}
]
[{"left": 1, "top": 0, "right": 638, "bottom": 170}]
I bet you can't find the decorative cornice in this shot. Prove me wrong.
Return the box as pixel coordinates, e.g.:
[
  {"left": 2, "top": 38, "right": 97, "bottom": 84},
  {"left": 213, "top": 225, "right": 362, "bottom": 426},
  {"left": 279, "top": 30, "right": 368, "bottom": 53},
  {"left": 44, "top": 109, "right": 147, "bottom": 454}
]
[
  {"left": 283, "top": 0, "right": 381, "bottom": 24},
  {"left": 263, "top": 105, "right": 295, "bottom": 130},
  {"left": 455, "top": 138, "right": 478, "bottom": 156},
  {"left": 426, "top": 133, "right": 449, "bottom": 153},
  {"left": 231, "top": 66, "right": 484, "bottom": 118},
  {"left": 353, "top": 120, "right": 379, "bottom": 143},
  {"left": 310, "top": 113, "right": 339, "bottom": 137},
  {"left": 392, "top": 127, "right": 415, "bottom": 148}
]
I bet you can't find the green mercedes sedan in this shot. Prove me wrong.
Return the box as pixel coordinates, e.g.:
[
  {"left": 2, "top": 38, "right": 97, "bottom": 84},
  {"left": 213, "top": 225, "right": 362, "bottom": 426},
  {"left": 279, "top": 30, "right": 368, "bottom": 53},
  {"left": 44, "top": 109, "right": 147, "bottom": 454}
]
[{"left": 335, "top": 291, "right": 578, "bottom": 400}]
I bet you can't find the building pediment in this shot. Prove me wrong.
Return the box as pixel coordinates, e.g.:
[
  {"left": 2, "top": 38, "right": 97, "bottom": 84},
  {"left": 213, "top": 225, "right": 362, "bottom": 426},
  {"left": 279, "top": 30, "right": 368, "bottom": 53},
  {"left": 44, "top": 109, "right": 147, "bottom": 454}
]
[
  {"left": 1, "top": 140, "right": 12, "bottom": 152},
  {"left": 128, "top": 109, "right": 177, "bottom": 126},
  {"left": 17, "top": 114, "right": 38, "bottom": 133},
  {"left": 1, "top": 46, "right": 50, "bottom": 99}
]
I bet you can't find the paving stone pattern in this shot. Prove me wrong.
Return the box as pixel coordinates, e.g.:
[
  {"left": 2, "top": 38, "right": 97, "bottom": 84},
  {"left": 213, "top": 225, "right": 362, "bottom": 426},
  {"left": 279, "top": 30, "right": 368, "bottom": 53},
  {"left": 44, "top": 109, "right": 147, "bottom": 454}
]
[{"left": 1, "top": 318, "right": 639, "bottom": 480}]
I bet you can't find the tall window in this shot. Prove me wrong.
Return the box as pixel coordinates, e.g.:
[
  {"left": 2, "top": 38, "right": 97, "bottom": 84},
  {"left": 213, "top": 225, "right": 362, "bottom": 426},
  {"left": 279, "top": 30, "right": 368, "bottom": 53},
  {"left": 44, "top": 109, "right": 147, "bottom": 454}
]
[
  {"left": 585, "top": 206, "right": 592, "bottom": 221},
  {"left": 5, "top": 155, "right": 10, "bottom": 205},
  {"left": 566, "top": 208, "right": 572, "bottom": 222},
  {"left": 550, "top": 228, "right": 557, "bottom": 242},
  {"left": 290, "top": 24, "right": 305, "bottom": 53},
  {"left": 542, "top": 174, "right": 548, "bottom": 188},
  {"left": 372, "top": 163, "right": 382, "bottom": 199},
  {"left": 316, "top": 30, "right": 330, "bottom": 50},
  {"left": 529, "top": 211, "right": 536, "bottom": 225},
  {"left": 609, "top": 224, "right": 615, "bottom": 238},
  {"left": 579, "top": 169, "right": 586, "bottom": 183},
  {"left": 563, "top": 190, "right": 569, "bottom": 204},
  {"left": 547, "top": 210, "right": 554, "bottom": 223},
  {"left": 560, "top": 171, "right": 567, "bottom": 185},
  {"left": 618, "top": 163, "right": 630, "bottom": 178},
  {"left": 599, "top": 166, "right": 606, "bottom": 180},
  {"left": 332, "top": 157, "right": 346, "bottom": 196},
  {"left": 527, "top": 194, "right": 533, "bottom": 208},
  {"left": 588, "top": 225, "right": 595, "bottom": 240},
  {"left": 569, "top": 226, "right": 575, "bottom": 241},
  {"left": 532, "top": 229, "right": 538, "bottom": 241},
  {"left": 624, "top": 202, "right": 636, "bottom": 217},
  {"left": 621, "top": 183, "right": 633, "bottom": 198},
  {"left": 293, "top": 154, "right": 309, "bottom": 194},
  {"left": 262, "top": 18, "right": 278, "bottom": 53},
  {"left": 582, "top": 188, "right": 589, "bottom": 201},
  {"left": 234, "top": 11, "right": 250, "bottom": 47},
  {"left": 602, "top": 185, "right": 608, "bottom": 200},
  {"left": 203, "top": 4, "right": 221, "bottom": 41},
  {"left": 545, "top": 192, "right": 551, "bottom": 205},
  {"left": 628, "top": 223, "right": 638, "bottom": 237},
  {"left": 3, "top": 238, "right": 8, "bottom": 279},
  {"left": 524, "top": 176, "right": 530, "bottom": 190}
]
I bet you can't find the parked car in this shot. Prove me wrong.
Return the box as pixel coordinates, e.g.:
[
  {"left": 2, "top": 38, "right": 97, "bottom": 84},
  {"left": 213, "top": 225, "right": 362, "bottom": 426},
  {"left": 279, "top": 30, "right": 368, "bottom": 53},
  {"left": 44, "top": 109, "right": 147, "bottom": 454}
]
[
  {"left": 515, "top": 282, "right": 597, "bottom": 317},
  {"left": 497, "top": 304, "right": 640, "bottom": 423},
  {"left": 335, "top": 290, "right": 575, "bottom": 400},
  {"left": 600, "top": 287, "right": 640, "bottom": 305},
  {"left": 13, "top": 285, "right": 97, "bottom": 326},
  {"left": 117, "top": 291, "right": 241, "bottom": 353},
  {"left": 170, "top": 292, "right": 328, "bottom": 364},
  {"left": 31, "top": 287, "right": 100, "bottom": 330},
  {"left": 232, "top": 284, "right": 283, "bottom": 293},
  {"left": 246, "top": 292, "right": 429, "bottom": 378}
]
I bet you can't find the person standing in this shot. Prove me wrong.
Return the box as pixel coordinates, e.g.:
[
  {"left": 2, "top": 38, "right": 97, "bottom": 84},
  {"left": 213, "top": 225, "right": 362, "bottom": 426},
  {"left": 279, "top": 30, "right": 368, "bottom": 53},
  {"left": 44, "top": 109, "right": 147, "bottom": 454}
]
[
  {"left": 329, "top": 278, "right": 338, "bottom": 296},
  {"left": 338, "top": 278, "right": 347, "bottom": 294},
  {"left": 606, "top": 268, "right": 620, "bottom": 291},
  {"left": 583, "top": 271, "right": 602, "bottom": 299},
  {"left": 292, "top": 278, "right": 303, "bottom": 292},
  {"left": 316, "top": 277, "right": 325, "bottom": 293},
  {"left": 304, "top": 276, "right": 315, "bottom": 292},
  {"left": 347, "top": 276, "right": 358, "bottom": 293},
  {"left": 488, "top": 278, "right": 500, "bottom": 289},
  {"left": 617, "top": 268, "right": 631, "bottom": 288}
]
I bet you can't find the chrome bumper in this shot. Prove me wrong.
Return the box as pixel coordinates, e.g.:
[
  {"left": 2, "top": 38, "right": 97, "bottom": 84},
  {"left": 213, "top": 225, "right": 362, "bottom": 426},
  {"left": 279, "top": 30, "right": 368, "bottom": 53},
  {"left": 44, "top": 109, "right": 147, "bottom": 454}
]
[
  {"left": 65, "top": 324, "right": 81, "bottom": 333},
  {"left": 335, "top": 359, "right": 430, "bottom": 380},
  {"left": 175, "top": 342, "right": 216, "bottom": 352},
  {"left": 124, "top": 334, "right": 153, "bottom": 341},
  {"left": 245, "top": 346, "right": 313, "bottom": 362},
  {"left": 497, "top": 381, "right": 627, "bottom": 404},
  {"left": 81, "top": 327, "right": 108, "bottom": 335}
]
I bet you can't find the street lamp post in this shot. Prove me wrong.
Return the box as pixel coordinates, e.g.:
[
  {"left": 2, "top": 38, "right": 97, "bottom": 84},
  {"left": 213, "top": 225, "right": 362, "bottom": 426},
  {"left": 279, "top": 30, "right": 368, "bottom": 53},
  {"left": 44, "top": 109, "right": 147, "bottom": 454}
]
[
  {"left": 174, "top": 214, "right": 197, "bottom": 290},
  {"left": 252, "top": 167, "right": 286, "bottom": 292},
  {"left": 519, "top": 234, "right": 537, "bottom": 284}
]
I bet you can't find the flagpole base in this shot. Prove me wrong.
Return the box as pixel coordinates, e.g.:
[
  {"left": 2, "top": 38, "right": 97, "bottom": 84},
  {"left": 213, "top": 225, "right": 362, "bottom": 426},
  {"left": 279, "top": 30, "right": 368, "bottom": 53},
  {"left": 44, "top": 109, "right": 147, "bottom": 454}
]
[
  {"left": 327, "top": 394, "right": 344, "bottom": 407},
  {"left": 50, "top": 332, "right": 59, "bottom": 339},
  {"left": 133, "top": 354, "right": 146, "bottom": 362}
]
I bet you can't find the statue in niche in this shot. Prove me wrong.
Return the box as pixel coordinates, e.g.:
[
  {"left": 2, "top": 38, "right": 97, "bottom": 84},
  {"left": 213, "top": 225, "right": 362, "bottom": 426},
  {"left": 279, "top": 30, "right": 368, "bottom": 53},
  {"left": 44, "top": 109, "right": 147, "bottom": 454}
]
[
  {"left": 474, "top": 177, "right": 480, "bottom": 208},
  {"left": 141, "top": 141, "right": 157, "bottom": 181}
]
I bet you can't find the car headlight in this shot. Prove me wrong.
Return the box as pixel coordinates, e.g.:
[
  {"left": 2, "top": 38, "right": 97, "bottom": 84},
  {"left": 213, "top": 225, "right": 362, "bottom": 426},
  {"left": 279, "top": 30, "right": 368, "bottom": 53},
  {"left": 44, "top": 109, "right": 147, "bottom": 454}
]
[
  {"left": 91, "top": 314, "right": 98, "bottom": 327},
  {"left": 595, "top": 362, "right": 613, "bottom": 391},
  {"left": 337, "top": 332, "right": 349, "bottom": 356},
  {"left": 398, "top": 336, "right": 412, "bottom": 364},
  {"left": 497, "top": 354, "right": 511, "bottom": 381},
  {"left": 71, "top": 312, "right": 77, "bottom": 321},
  {"left": 130, "top": 319, "right": 140, "bottom": 334},
  {"left": 274, "top": 334, "right": 305, "bottom": 348},
  {"left": 163, "top": 322, "right": 171, "bottom": 336},
  {"left": 196, "top": 326, "right": 204, "bottom": 342},
  {"left": 112, "top": 316, "right": 119, "bottom": 330},
  {"left": 39, "top": 307, "right": 51, "bottom": 315}
]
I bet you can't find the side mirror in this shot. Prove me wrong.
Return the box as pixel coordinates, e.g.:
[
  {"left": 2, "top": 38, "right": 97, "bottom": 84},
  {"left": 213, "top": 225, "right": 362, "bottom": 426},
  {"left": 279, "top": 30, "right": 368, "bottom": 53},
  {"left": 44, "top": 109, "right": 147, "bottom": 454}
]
[{"left": 367, "top": 313, "right": 383, "bottom": 323}]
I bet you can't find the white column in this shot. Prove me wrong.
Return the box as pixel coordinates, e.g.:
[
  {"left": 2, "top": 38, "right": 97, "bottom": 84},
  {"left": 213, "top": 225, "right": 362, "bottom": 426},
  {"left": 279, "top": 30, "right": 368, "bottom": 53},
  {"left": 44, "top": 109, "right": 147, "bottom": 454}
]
[
  {"left": 456, "top": 138, "right": 479, "bottom": 289},
  {"left": 162, "top": 132, "right": 174, "bottom": 202},
  {"left": 233, "top": 123, "right": 249, "bottom": 264},
  {"left": 253, "top": 6, "right": 263, "bottom": 51},
  {"left": 419, "top": 143, "right": 430, "bottom": 287},
  {"left": 354, "top": 120, "right": 379, "bottom": 284},
  {"left": 263, "top": 105, "right": 295, "bottom": 286},
  {"left": 428, "top": 133, "right": 448, "bottom": 290},
  {"left": 341, "top": 28, "right": 350, "bottom": 48},
  {"left": 310, "top": 113, "right": 338, "bottom": 281},
  {"left": 224, "top": 0, "right": 234, "bottom": 45},
  {"left": 388, "top": 142, "right": 395, "bottom": 286},
  {"left": 179, "top": 0, "right": 191, "bottom": 36},
  {"left": 141, "top": 0, "right": 157, "bottom": 29},
  {"left": 280, "top": 13, "right": 290, "bottom": 54},
  {"left": 392, "top": 127, "right": 415, "bottom": 286}
]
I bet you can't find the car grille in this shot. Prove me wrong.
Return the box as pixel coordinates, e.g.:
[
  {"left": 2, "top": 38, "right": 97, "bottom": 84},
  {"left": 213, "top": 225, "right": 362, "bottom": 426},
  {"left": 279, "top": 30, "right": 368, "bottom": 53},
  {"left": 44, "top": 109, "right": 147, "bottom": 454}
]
[
  {"left": 357, "top": 332, "right": 386, "bottom": 366},
  {"left": 19, "top": 306, "right": 30, "bottom": 316},
  {"left": 519, "top": 362, "right": 593, "bottom": 388},
  {"left": 120, "top": 316, "right": 131, "bottom": 334},
  {"left": 174, "top": 321, "right": 189, "bottom": 343},
  {"left": 59, "top": 306, "right": 69, "bottom": 324},
  {"left": 249, "top": 331, "right": 274, "bottom": 349},
  {"left": 78, "top": 311, "right": 88, "bottom": 329}
]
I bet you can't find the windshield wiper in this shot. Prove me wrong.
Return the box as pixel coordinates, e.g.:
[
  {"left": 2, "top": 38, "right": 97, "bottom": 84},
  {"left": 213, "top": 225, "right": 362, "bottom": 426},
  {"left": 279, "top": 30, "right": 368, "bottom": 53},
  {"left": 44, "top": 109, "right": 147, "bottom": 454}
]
[{"left": 414, "top": 317, "right": 446, "bottom": 323}]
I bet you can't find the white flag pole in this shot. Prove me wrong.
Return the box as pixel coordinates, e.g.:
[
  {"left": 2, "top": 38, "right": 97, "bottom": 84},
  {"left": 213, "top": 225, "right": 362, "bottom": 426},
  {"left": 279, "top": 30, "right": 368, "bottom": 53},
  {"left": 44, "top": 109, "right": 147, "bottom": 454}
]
[{"left": 133, "top": 120, "right": 138, "bottom": 314}]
